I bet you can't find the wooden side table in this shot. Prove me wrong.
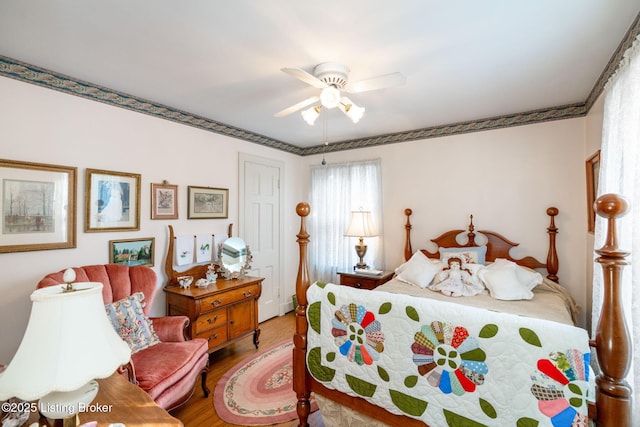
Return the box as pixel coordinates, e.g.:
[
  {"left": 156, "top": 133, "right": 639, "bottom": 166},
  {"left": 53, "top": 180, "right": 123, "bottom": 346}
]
[
  {"left": 338, "top": 270, "right": 394, "bottom": 290},
  {"left": 0, "top": 373, "right": 183, "bottom": 427}
]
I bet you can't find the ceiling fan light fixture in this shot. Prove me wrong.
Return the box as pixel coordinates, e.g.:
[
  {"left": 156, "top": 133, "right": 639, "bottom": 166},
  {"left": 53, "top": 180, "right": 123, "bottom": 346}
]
[
  {"left": 320, "top": 86, "right": 341, "bottom": 109},
  {"left": 339, "top": 97, "right": 365, "bottom": 123},
  {"left": 301, "top": 105, "right": 321, "bottom": 125}
]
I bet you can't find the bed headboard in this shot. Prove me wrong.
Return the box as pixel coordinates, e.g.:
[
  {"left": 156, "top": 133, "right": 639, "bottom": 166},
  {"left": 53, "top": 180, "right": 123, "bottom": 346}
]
[{"left": 403, "top": 207, "right": 559, "bottom": 282}]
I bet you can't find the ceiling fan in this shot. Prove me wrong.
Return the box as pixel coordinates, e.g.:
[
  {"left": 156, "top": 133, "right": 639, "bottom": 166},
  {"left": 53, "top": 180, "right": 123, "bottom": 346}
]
[{"left": 275, "top": 62, "right": 405, "bottom": 125}]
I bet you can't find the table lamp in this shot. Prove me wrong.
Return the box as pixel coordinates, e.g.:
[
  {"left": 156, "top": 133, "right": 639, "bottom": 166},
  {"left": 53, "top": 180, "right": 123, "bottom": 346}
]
[
  {"left": 344, "top": 210, "right": 378, "bottom": 270},
  {"left": 0, "top": 269, "right": 131, "bottom": 427}
]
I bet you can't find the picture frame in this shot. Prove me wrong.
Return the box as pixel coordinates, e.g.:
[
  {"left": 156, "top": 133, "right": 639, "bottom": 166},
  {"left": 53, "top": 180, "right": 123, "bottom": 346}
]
[
  {"left": 85, "top": 168, "right": 141, "bottom": 232},
  {"left": 109, "top": 237, "right": 155, "bottom": 267},
  {"left": 151, "top": 182, "right": 178, "bottom": 220},
  {"left": 187, "top": 186, "right": 228, "bottom": 219},
  {"left": 0, "top": 159, "right": 77, "bottom": 253},
  {"left": 586, "top": 149, "right": 601, "bottom": 233}
]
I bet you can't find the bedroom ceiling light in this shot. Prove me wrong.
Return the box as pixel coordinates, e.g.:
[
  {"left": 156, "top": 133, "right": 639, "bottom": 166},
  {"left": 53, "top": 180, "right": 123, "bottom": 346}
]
[
  {"left": 345, "top": 210, "right": 378, "bottom": 269},
  {"left": 320, "top": 86, "right": 341, "bottom": 109},
  {"left": 301, "top": 105, "right": 321, "bottom": 125},
  {"left": 339, "top": 97, "right": 366, "bottom": 123}
]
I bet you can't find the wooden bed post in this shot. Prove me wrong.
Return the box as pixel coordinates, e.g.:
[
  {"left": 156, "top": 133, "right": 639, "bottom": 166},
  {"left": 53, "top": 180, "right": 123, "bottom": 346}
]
[
  {"left": 294, "top": 202, "right": 312, "bottom": 427},
  {"left": 404, "top": 208, "right": 413, "bottom": 261},
  {"left": 593, "top": 193, "right": 632, "bottom": 427},
  {"left": 545, "top": 207, "right": 559, "bottom": 282}
]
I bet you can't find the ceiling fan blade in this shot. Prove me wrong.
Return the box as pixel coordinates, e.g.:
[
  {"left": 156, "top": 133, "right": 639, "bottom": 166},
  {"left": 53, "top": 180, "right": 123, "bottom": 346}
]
[
  {"left": 281, "top": 67, "right": 328, "bottom": 89},
  {"left": 345, "top": 72, "right": 406, "bottom": 93},
  {"left": 274, "top": 96, "right": 320, "bottom": 117}
]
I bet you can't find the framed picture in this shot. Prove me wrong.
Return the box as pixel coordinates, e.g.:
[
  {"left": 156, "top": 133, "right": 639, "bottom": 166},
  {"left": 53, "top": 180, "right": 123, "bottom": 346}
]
[
  {"left": 109, "top": 237, "right": 155, "bottom": 267},
  {"left": 151, "top": 182, "right": 178, "bottom": 220},
  {"left": 586, "top": 149, "right": 601, "bottom": 233},
  {"left": 0, "top": 159, "right": 77, "bottom": 253},
  {"left": 85, "top": 168, "right": 141, "bottom": 232},
  {"left": 187, "top": 186, "right": 228, "bottom": 219}
]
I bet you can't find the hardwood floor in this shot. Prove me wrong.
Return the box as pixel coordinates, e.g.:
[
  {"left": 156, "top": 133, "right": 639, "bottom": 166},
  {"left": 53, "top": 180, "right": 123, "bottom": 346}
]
[{"left": 170, "top": 311, "right": 322, "bottom": 427}]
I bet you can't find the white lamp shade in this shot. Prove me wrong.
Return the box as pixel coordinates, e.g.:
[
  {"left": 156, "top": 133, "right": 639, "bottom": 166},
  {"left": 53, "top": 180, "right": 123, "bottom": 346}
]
[
  {"left": 301, "top": 105, "right": 321, "bottom": 125},
  {"left": 0, "top": 282, "right": 131, "bottom": 401},
  {"left": 344, "top": 211, "right": 378, "bottom": 237}
]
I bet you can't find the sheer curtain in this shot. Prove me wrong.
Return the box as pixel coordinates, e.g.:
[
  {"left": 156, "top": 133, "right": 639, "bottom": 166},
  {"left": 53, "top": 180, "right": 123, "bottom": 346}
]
[
  {"left": 309, "top": 159, "right": 383, "bottom": 283},
  {"left": 592, "top": 34, "right": 640, "bottom": 418}
]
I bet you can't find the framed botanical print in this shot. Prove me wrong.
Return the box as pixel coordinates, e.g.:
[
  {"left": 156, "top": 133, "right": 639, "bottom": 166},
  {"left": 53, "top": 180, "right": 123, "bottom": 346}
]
[
  {"left": 0, "top": 159, "right": 77, "bottom": 253},
  {"left": 85, "top": 168, "right": 141, "bottom": 232},
  {"left": 151, "top": 182, "right": 178, "bottom": 220},
  {"left": 187, "top": 186, "right": 228, "bottom": 219},
  {"left": 586, "top": 150, "right": 600, "bottom": 233}
]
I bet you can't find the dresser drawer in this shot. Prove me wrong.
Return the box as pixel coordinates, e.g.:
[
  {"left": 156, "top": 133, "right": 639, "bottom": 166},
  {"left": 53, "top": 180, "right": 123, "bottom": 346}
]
[
  {"left": 193, "top": 308, "right": 227, "bottom": 334},
  {"left": 196, "top": 325, "right": 228, "bottom": 350},
  {"left": 201, "top": 284, "right": 260, "bottom": 310}
]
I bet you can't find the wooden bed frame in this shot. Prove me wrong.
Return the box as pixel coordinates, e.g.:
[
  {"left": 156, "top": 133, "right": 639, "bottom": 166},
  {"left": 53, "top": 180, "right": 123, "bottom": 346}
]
[{"left": 293, "top": 194, "right": 632, "bottom": 427}]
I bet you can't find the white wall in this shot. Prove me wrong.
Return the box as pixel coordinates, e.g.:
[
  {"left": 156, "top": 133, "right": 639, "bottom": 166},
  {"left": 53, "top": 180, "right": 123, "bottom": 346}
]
[
  {"left": 0, "top": 77, "right": 304, "bottom": 363},
  {"left": 302, "top": 118, "right": 589, "bottom": 327}
]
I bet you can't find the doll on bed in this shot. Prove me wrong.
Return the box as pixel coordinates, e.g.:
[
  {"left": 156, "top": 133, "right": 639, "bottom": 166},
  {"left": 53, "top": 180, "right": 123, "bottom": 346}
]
[{"left": 428, "top": 256, "right": 484, "bottom": 297}]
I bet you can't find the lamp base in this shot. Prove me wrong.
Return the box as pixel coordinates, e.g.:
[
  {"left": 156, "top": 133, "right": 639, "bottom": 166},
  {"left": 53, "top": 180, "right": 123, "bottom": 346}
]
[
  {"left": 39, "top": 380, "right": 99, "bottom": 427},
  {"left": 354, "top": 240, "right": 368, "bottom": 270}
]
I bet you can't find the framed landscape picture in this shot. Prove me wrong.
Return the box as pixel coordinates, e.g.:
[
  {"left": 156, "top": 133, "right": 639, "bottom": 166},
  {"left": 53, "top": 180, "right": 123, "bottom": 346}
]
[
  {"left": 0, "top": 159, "right": 77, "bottom": 253},
  {"left": 109, "top": 237, "right": 155, "bottom": 267},
  {"left": 85, "top": 168, "right": 141, "bottom": 232},
  {"left": 187, "top": 186, "right": 228, "bottom": 219},
  {"left": 151, "top": 182, "right": 178, "bottom": 219}
]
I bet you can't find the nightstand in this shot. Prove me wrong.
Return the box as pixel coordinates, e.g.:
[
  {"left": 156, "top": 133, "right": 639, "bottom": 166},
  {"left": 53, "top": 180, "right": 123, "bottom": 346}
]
[{"left": 337, "top": 270, "right": 394, "bottom": 290}]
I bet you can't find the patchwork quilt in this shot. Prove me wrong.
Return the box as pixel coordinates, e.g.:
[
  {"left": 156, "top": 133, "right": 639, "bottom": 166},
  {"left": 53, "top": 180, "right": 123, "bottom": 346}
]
[{"left": 306, "top": 282, "right": 593, "bottom": 427}]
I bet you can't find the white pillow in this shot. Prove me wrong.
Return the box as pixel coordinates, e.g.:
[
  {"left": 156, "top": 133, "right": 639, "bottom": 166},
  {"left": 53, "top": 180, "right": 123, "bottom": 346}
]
[
  {"left": 396, "top": 251, "right": 445, "bottom": 289},
  {"left": 477, "top": 259, "right": 542, "bottom": 300}
]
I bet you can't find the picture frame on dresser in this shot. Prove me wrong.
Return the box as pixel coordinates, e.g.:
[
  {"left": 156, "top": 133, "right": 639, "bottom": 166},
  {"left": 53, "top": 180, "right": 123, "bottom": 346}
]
[
  {"left": 85, "top": 168, "right": 141, "bottom": 232},
  {"left": 0, "top": 158, "right": 77, "bottom": 253},
  {"left": 150, "top": 182, "right": 178, "bottom": 220},
  {"left": 586, "top": 149, "right": 600, "bottom": 233},
  {"left": 187, "top": 186, "right": 228, "bottom": 219}
]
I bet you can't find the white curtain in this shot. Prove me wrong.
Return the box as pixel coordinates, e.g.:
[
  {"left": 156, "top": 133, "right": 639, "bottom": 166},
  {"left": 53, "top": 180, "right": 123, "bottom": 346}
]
[
  {"left": 592, "top": 34, "right": 640, "bottom": 418},
  {"left": 309, "top": 159, "right": 384, "bottom": 283}
]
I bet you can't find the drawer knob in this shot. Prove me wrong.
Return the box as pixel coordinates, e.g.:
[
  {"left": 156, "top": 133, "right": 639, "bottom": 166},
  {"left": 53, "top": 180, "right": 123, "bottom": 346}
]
[
  {"left": 243, "top": 290, "right": 252, "bottom": 297},
  {"left": 230, "top": 320, "right": 235, "bottom": 325},
  {"left": 356, "top": 283, "right": 362, "bottom": 288},
  {"left": 207, "top": 315, "right": 218, "bottom": 324},
  {"left": 211, "top": 298, "right": 223, "bottom": 306}
]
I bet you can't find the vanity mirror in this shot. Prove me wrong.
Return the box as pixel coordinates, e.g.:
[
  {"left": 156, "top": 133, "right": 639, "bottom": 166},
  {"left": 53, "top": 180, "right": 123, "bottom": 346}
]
[{"left": 216, "top": 237, "right": 252, "bottom": 279}]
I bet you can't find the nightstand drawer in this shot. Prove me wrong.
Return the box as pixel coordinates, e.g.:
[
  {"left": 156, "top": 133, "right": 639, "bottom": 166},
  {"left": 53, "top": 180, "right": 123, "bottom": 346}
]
[{"left": 338, "top": 271, "right": 394, "bottom": 290}]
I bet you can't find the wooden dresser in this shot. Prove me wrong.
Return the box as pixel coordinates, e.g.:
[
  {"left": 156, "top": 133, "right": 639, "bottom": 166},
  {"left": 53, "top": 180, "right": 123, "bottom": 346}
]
[{"left": 164, "top": 276, "right": 263, "bottom": 353}]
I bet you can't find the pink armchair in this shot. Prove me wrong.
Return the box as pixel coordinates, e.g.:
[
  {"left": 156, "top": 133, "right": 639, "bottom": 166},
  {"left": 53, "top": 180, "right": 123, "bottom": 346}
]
[{"left": 37, "top": 264, "right": 209, "bottom": 411}]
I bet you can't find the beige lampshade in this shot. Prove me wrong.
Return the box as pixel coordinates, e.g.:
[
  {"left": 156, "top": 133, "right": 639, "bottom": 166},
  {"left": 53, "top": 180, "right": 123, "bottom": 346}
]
[
  {"left": 0, "top": 282, "right": 131, "bottom": 401},
  {"left": 344, "top": 210, "right": 378, "bottom": 238}
]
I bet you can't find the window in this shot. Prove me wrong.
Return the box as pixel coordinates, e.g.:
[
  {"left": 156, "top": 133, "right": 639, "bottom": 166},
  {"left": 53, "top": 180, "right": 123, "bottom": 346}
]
[{"left": 309, "top": 159, "right": 383, "bottom": 282}]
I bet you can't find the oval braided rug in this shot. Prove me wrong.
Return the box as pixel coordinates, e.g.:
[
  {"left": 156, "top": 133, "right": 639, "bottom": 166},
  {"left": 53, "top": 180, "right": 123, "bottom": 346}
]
[{"left": 213, "top": 340, "right": 318, "bottom": 425}]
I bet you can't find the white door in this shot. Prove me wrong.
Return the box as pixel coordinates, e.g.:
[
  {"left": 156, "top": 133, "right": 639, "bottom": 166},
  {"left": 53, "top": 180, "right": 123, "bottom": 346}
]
[{"left": 239, "top": 154, "right": 282, "bottom": 323}]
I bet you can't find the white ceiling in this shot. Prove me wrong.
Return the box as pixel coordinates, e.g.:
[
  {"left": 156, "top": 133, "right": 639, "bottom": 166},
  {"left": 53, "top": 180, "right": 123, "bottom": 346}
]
[{"left": 1, "top": 1, "right": 639, "bottom": 152}]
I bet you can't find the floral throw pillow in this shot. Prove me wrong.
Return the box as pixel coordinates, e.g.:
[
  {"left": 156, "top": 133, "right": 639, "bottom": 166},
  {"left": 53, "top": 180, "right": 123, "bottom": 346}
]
[{"left": 104, "top": 292, "right": 160, "bottom": 353}]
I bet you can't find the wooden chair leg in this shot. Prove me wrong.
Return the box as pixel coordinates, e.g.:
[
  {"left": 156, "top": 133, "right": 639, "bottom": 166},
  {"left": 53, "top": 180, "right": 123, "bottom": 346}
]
[{"left": 201, "top": 368, "right": 210, "bottom": 397}]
